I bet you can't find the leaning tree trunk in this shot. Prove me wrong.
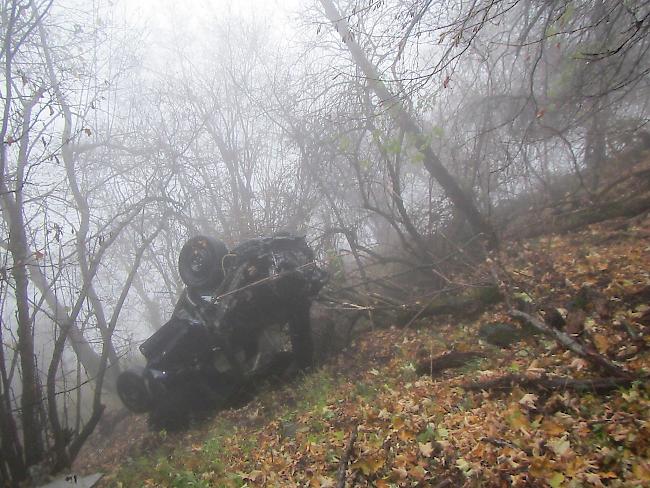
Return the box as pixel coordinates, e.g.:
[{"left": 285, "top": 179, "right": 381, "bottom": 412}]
[{"left": 318, "top": 0, "right": 497, "bottom": 248}]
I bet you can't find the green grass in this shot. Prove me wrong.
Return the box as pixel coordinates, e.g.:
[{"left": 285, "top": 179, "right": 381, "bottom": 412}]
[
  {"left": 111, "top": 369, "right": 342, "bottom": 486},
  {"left": 113, "top": 418, "right": 235, "bottom": 487},
  {"left": 295, "top": 367, "right": 337, "bottom": 412}
]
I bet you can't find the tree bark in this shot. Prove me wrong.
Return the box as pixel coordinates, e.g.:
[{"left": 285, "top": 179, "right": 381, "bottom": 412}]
[
  {"left": 5, "top": 203, "right": 44, "bottom": 466},
  {"left": 0, "top": 89, "right": 45, "bottom": 473},
  {"left": 0, "top": 318, "right": 27, "bottom": 483},
  {"left": 0, "top": 1, "right": 46, "bottom": 470}
]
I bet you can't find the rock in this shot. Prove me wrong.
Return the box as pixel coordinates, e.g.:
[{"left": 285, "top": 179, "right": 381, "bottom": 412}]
[{"left": 478, "top": 322, "right": 528, "bottom": 348}]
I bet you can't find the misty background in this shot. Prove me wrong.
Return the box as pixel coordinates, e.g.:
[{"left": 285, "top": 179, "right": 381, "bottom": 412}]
[{"left": 1, "top": 0, "right": 649, "bottom": 483}]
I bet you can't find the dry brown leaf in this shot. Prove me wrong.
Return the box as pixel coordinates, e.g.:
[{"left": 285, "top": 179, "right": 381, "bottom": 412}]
[
  {"left": 565, "top": 309, "right": 586, "bottom": 335},
  {"left": 418, "top": 442, "right": 434, "bottom": 457}
]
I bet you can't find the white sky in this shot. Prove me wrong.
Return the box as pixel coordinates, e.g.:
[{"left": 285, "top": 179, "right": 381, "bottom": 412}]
[
  {"left": 122, "top": 0, "right": 304, "bottom": 40},
  {"left": 117, "top": 0, "right": 308, "bottom": 74}
]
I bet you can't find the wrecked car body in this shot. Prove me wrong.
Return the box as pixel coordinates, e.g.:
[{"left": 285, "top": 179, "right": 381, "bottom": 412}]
[{"left": 116, "top": 234, "right": 327, "bottom": 429}]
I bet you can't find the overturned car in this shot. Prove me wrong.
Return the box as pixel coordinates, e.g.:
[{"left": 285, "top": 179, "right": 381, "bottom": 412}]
[{"left": 116, "top": 233, "right": 327, "bottom": 429}]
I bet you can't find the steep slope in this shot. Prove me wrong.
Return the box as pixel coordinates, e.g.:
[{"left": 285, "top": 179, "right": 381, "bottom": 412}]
[{"left": 78, "top": 212, "right": 650, "bottom": 487}]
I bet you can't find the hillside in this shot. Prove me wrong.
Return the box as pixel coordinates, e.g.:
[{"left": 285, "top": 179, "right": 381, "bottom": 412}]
[
  {"left": 73, "top": 210, "right": 650, "bottom": 487},
  {"left": 5, "top": 2, "right": 650, "bottom": 486}
]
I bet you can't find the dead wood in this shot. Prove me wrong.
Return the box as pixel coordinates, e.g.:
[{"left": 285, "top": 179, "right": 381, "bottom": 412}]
[
  {"left": 461, "top": 373, "right": 641, "bottom": 394},
  {"left": 416, "top": 351, "right": 484, "bottom": 377},
  {"left": 336, "top": 424, "right": 358, "bottom": 488},
  {"left": 510, "top": 309, "right": 632, "bottom": 378},
  {"left": 489, "top": 257, "right": 633, "bottom": 378}
]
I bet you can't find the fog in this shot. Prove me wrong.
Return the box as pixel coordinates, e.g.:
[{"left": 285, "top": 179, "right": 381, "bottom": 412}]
[{"left": 1, "top": 0, "right": 649, "bottom": 482}]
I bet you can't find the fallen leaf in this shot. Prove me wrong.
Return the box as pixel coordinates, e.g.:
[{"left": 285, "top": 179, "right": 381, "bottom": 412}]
[
  {"left": 418, "top": 442, "right": 434, "bottom": 457},
  {"left": 541, "top": 419, "right": 566, "bottom": 436},
  {"left": 569, "top": 358, "right": 588, "bottom": 371},
  {"left": 506, "top": 404, "right": 530, "bottom": 431},
  {"left": 456, "top": 457, "right": 473, "bottom": 475},
  {"left": 565, "top": 309, "right": 585, "bottom": 335},
  {"left": 241, "top": 470, "right": 264, "bottom": 482},
  {"left": 548, "top": 437, "right": 571, "bottom": 458},
  {"left": 632, "top": 461, "right": 650, "bottom": 481},
  {"left": 398, "top": 429, "right": 415, "bottom": 441},
  {"left": 352, "top": 454, "right": 385, "bottom": 476},
  {"left": 549, "top": 471, "right": 565, "bottom": 487},
  {"left": 318, "top": 476, "right": 335, "bottom": 488},
  {"left": 409, "top": 465, "right": 427, "bottom": 481},
  {"left": 519, "top": 393, "right": 538, "bottom": 410},
  {"left": 391, "top": 466, "right": 408, "bottom": 480},
  {"left": 593, "top": 334, "right": 610, "bottom": 354}
]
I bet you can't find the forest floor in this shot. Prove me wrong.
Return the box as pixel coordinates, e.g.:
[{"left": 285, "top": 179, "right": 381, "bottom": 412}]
[{"left": 75, "top": 211, "right": 650, "bottom": 487}]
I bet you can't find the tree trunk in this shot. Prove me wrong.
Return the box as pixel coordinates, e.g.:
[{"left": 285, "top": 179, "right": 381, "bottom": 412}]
[
  {"left": 0, "top": 322, "right": 27, "bottom": 483},
  {"left": 318, "top": 0, "right": 497, "bottom": 248},
  {"left": 2, "top": 194, "right": 44, "bottom": 467}
]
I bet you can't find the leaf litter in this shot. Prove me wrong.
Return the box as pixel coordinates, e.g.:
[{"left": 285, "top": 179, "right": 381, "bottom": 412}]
[{"left": 79, "top": 214, "right": 650, "bottom": 487}]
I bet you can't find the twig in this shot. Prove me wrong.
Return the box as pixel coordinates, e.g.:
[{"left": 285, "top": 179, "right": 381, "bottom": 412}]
[
  {"left": 211, "top": 261, "right": 318, "bottom": 303},
  {"left": 403, "top": 293, "right": 442, "bottom": 331},
  {"left": 585, "top": 412, "right": 639, "bottom": 427},
  {"left": 7, "top": 351, "right": 127, "bottom": 414},
  {"left": 336, "top": 425, "right": 358, "bottom": 488}
]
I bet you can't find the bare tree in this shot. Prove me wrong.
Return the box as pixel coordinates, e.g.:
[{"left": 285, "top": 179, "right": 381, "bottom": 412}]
[
  {"left": 318, "top": 0, "right": 497, "bottom": 247},
  {"left": 0, "top": 0, "right": 167, "bottom": 481}
]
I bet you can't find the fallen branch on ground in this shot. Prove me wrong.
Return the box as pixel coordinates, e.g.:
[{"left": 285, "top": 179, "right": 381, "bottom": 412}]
[
  {"left": 516, "top": 193, "right": 650, "bottom": 238},
  {"left": 336, "top": 425, "right": 358, "bottom": 488},
  {"left": 489, "top": 257, "right": 634, "bottom": 379},
  {"left": 511, "top": 309, "right": 632, "bottom": 378},
  {"left": 461, "top": 373, "right": 642, "bottom": 394}
]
